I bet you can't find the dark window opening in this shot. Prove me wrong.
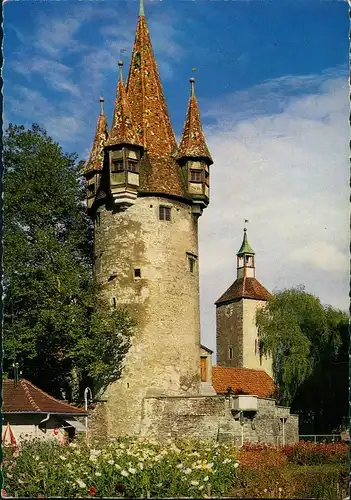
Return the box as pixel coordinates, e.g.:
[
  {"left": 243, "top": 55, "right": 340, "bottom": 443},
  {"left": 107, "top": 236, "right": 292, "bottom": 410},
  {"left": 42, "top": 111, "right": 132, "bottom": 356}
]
[
  {"left": 228, "top": 346, "right": 234, "bottom": 360},
  {"left": 127, "top": 161, "right": 138, "bottom": 173},
  {"left": 111, "top": 160, "right": 124, "bottom": 173},
  {"left": 95, "top": 213, "right": 101, "bottom": 226},
  {"left": 190, "top": 169, "right": 202, "bottom": 183},
  {"left": 134, "top": 268, "right": 141, "bottom": 279},
  {"left": 188, "top": 256, "right": 196, "bottom": 273},
  {"left": 112, "top": 297, "right": 117, "bottom": 309},
  {"left": 159, "top": 206, "right": 171, "bottom": 221},
  {"left": 88, "top": 184, "right": 95, "bottom": 195},
  {"left": 108, "top": 273, "right": 117, "bottom": 282}
]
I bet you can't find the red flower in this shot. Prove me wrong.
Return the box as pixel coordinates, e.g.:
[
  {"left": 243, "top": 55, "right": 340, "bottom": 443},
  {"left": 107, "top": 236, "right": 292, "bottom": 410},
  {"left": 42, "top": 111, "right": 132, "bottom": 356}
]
[
  {"left": 37, "top": 495, "right": 45, "bottom": 498},
  {"left": 1, "top": 489, "right": 7, "bottom": 497},
  {"left": 89, "top": 486, "right": 97, "bottom": 497}
]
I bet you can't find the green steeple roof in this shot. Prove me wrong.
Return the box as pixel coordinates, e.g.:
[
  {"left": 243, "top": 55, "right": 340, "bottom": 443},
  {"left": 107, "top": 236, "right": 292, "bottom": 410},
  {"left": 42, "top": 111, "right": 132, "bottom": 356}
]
[{"left": 237, "top": 229, "right": 255, "bottom": 256}]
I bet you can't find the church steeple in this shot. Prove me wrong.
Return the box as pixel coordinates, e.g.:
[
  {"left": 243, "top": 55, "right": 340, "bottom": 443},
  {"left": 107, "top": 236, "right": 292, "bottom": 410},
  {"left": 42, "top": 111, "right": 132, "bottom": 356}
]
[
  {"left": 106, "top": 61, "right": 142, "bottom": 148},
  {"left": 177, "top": 77, "right": 213, "bottom": 215},
  {"left": 177, "top": 77, "right": 213, "bottom": 164},
  {"left": 237, "top": 228, "right": 255, "bottom": 279},
  {"left": 83, "top": 98, "right": 109, "bottom": 210},
  {"left": 126, "top": 3, "right": 177, "bottom": 157},
  {"left": 84, "top": 97, "right": 109, "bottom": 175}
]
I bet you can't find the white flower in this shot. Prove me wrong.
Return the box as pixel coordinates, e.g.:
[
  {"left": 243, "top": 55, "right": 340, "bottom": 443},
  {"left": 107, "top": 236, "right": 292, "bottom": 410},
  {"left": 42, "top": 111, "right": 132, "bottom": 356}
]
[
  {"left": 59, "top": 455, "right": 67, "bottom": 461},
  {"left": 95, "top": 472, "right": 102, "bottom": 477},
  {"left": 6, "top": 474, "right": 12, "bottom": 479},
  {"left": 90, "top": 449, "right": 101, "bottom": 456},
  {"left": 176, "top": 463, "right": 183, "bottom": 469},
  {"left": 190, "top": 480, "right": 199, "bottom": 486},
  {"left": 138, "top": 462, "right": 144, "bottom": 470},
  {"left": 183, "top": 468, "right": 192, "bottom": 475},
  {"left": 76, "top": 479, "right": 86, "bottom": 489},
  {"left": 234, "top": 461, "right": 239, "bottom": 469},
  {"left": 199, "top": 485, "right": 204, "bottom": 491},
  {"left": 128, "top": 468, "right": 136, "bottom": 474},
  {"left": 121, "top": 470, "right": 129, "bottom": 477},
  {"left": 35, "top": 456, "right": 40, "bottom": 461},
  {"left": 206, "top": 463, "right": 214, "bottom": 469},
  {"left": 223, "top": 458, "right": 231, "bottom": 464},
  {"left": 18, "top": 479, "right": 24, "bottom": 485},
  {"left": 203, "top": 476, "right": 209, "bottom": 482},
  {"left": 107, "top": 459, "right": 115, "bottom": 465}
]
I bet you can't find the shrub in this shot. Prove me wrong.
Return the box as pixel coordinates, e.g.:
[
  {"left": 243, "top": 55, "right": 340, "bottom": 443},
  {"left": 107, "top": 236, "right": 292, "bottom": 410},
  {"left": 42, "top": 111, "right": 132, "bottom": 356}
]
[
  {"left": 283, "top": 441, "right": 348, "bottom": 465},
  {"left": 238, "top": 450, "right": 287, "bottom": 470}
]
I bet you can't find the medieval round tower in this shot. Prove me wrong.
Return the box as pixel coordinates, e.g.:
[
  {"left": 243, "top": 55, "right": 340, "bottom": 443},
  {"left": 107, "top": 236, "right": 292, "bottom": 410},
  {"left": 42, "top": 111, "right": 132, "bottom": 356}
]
[{"left": 83, "top": 0, "right": 213, "bottom": 437}]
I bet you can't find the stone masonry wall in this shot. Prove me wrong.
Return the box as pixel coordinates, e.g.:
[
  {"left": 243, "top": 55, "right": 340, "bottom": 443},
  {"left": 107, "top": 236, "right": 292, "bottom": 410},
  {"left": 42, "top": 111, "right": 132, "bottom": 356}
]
[
  {"left": 216, "top": 300, "right": 243, "bottom": 367},
  {"left": 135, "top": 395, "right": 298, "bottom": 444},
  {"left": 93, "top": 196, "right": 201, "bottom": 437},
  {"left": 242, "top": 299, "right": 273, "bottom": 376}
]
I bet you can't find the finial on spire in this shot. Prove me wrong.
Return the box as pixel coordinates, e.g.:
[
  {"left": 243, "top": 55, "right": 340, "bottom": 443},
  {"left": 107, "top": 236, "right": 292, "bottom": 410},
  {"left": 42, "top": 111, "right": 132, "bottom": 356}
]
[
  {"left": 139, "top": 0, "right": 145, "bottom": 17},
  {"left": 100, "top": 97, "right": 105, "bottom": 115},
  {"left": 244, "top": 219, "right": 249, "bottom": 231},
  {"left": 189, "top": 77, "right": 195, "bottom": 97},
  {"left": 118, "top": 60, "right": 124, "bottom": 81}
]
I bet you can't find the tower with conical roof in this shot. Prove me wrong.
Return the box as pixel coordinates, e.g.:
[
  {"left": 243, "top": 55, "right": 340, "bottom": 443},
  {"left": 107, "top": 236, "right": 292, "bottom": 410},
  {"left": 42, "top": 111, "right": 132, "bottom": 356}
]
[
  {"left": 215, "top": 229, "right": 273, "bottom": 376},
  {"left": 83, "top": 0, "right": 213, "bottom": 437}
]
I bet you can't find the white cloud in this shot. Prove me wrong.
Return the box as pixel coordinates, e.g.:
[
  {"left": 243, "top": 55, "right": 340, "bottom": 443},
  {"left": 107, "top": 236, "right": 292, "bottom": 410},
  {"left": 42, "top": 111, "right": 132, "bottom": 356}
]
[{"left": 198, "top": 70, "right": 349, "bottom": 353}]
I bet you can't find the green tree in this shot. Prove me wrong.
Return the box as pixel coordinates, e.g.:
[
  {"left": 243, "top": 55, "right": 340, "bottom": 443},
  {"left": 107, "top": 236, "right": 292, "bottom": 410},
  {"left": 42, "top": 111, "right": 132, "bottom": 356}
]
[
  {"left": 256, "top": 286, "right": 348, "bottom": 432},
  {"left": 3, "top": 124, "right": 134, "bottom": 400}
]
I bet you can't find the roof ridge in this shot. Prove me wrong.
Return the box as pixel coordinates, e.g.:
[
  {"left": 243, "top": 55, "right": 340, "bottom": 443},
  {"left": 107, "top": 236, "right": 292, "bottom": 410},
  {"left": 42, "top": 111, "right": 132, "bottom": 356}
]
[
  {"left": 21, "top": 379, "right": 41, "bottom": 412},
  {"left": 22, "top": 379, "right": 84, "bottom": 412},
  {"left": 213, "top": 366, "right": 271, "bottom": 375}
]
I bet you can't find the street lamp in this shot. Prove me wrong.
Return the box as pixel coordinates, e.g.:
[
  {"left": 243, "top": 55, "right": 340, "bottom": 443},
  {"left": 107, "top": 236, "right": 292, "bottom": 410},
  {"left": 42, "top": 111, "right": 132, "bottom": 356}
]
[{"left": 84, "top": 387, "right": 93, "bottom": 440}]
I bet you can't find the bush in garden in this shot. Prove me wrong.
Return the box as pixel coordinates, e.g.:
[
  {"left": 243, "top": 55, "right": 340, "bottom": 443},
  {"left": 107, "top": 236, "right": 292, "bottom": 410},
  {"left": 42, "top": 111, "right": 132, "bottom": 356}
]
[
  {"left": 238, "top": 450, "right": 287, "bottom": 470},
  {"left": 282, "top": 441, "right": 348, "bottom": 465},
  {"left": 3, "top": 438, "right": 240, "bottom": 498}
]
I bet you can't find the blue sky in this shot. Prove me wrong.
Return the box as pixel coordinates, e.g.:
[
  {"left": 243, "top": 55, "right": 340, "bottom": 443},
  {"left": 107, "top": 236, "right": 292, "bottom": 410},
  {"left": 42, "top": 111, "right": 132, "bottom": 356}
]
[{"left": 4, "top": 0, "right": 349, "bottom": 351}]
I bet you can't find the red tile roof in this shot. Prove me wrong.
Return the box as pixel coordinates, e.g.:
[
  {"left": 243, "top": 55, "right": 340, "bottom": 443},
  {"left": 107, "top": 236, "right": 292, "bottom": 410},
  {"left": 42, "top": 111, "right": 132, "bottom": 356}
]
[
  {"left": 177, "top": 91, "right": 213, "bottom": 164},
  {"left": 83, "top": 107, "right": 109, "bottom": 174},
  {"left": 215, "top": 277, "right": 271, "bottom": 305},
  {"left": 3, "top": 379, "right": 87, "bottom": 415},
  {"left": 106, "top": 67, "right": 142, "bottom": 148},
  {"left": 126, "top": 15, "right": 177, "bottom": 158},
  {"left": 212, "top": 366, "right": 275, "bottom": 397}
]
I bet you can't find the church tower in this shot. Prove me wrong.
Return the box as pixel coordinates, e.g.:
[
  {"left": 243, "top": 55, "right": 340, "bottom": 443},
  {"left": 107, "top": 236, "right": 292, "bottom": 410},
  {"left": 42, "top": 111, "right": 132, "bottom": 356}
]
[
  {"left": 215, "top": 229, "right": 273, "bottom": 377},
  {"left": 83, "top": 0, "right": 213, "bottom": 437}
]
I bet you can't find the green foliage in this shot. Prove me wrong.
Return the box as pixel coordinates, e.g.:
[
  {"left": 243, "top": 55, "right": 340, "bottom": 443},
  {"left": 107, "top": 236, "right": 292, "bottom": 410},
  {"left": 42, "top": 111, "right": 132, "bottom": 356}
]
[
  {"left": 3, "top": 124, "right": 135, "bottom": 399},
  {"left": 256, "top": 286, "right": 348, "bottom": 432}
]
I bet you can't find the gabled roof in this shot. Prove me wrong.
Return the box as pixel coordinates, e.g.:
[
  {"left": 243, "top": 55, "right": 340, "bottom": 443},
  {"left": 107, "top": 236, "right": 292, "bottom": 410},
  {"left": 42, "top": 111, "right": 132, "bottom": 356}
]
[
  {"left": 106, "top": 62, "right": 142, "bottom": 148},
  {"left": 2, "top": 379, "right": 87, "bottom": 415},
  {"left": 212, "top": 366, "right": 274, "bottom": 397},
  {"left": 176, "top": 79, "right": 213, "bottom": 164},
  {"left": 83, "top": 99, "right": 109, "bottom": 175},
  {"left": 215, "top": 277, "right": 271, "bottom": 305},
  {"left": 126, "top": 14, "right": 177, "bottom": 157}
]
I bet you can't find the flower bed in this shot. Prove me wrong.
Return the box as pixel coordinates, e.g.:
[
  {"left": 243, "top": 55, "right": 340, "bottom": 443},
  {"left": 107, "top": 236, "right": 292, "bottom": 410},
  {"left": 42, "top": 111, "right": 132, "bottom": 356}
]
[
  {"left": 3, "top": 438, "right": 240, "bottom": 498},
  {"left": 3, "top": 439, "right": 348, "bottom": 498}
]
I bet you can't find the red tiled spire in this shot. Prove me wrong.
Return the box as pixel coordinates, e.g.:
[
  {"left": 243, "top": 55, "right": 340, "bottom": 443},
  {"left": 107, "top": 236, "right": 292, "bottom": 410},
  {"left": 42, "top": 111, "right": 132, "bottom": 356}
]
[
  {"left": 126, "top": 13, "right": 177, "bottom": 157},
  {"left": 125, "top": 3, "right": 186, "bottom": 198},
  {"left": 177, "top": 78, "right": 213, "bottom": 164},
  {"left": 83, "top": 98, "right": 109, "bottom": 174},
  {"left": 106, "top": 61, "right": 142, "bottom": 148}
]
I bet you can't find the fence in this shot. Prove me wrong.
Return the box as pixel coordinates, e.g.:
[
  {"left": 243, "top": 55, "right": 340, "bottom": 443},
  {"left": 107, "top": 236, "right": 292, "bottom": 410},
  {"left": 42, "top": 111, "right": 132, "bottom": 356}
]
[{"left": 299, "top": 434, "right": 342, "bottom": 443}]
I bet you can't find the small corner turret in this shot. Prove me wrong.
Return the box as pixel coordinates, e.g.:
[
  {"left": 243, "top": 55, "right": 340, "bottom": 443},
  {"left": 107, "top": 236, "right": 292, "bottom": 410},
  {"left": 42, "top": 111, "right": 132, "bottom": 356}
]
[
  {"left": 237, "top": 228, "right": 255, "bottom": 279},
  {"left": 83, "top": 97, "right": 109, "bottom": 211},
  {"left": 105, "top": 60, "right": 144, "bottom": 208},
  {"left": 176, "top": 77, "right": 213, "bottom": 217}
]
